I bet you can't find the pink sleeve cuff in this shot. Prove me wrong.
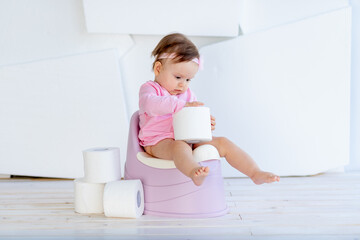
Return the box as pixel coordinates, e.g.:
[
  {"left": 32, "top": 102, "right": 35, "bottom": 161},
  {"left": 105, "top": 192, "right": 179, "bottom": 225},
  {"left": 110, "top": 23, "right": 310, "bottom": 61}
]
[{"left": 173, "top": 98, "right": 186, "bottom": 114}]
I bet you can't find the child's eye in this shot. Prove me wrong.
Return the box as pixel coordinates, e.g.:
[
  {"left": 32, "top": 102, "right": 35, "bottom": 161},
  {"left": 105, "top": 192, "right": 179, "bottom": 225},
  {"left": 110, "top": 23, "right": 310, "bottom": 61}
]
[
  {"left": 175, "top": 76, "right": 181, "bottom": 79},
  {"left": 186, "top": 79, "right": 191, "bottom": 82}
]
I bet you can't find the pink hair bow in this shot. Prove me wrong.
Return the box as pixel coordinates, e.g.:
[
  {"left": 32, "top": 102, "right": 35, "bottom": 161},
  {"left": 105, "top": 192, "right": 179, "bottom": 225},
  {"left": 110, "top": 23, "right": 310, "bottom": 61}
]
[
  {"left": 158, "top": 53, "right": 204, "bottom": 70},
  {"left": 192, "top": 56, "right": 204, "bottom": 70}
]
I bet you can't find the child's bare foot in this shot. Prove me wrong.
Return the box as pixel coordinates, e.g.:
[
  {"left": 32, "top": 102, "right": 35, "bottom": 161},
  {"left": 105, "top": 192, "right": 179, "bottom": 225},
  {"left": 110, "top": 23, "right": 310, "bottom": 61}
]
[
  {"left": 251, "top": 171, "right": 280, "bottom": 185},
  {"left": 190, "top": 166, "right": 209, "bottom": 186}
]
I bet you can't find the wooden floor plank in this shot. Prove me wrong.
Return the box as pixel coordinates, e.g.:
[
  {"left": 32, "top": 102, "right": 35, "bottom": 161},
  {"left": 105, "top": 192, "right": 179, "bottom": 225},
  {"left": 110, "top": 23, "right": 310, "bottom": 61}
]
[{"left": 0, "top": 172, "right": 359, "bottom": 238}]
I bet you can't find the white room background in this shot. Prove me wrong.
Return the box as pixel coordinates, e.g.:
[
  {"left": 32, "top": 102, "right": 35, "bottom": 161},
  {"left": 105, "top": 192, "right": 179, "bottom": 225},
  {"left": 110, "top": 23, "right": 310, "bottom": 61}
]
[{"left": 0, "top": 0, "right": 358, "bottom": 178}]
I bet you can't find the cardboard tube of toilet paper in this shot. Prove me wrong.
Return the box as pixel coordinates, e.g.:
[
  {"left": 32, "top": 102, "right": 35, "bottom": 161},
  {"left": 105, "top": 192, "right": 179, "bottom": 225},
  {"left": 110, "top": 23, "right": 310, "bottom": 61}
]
[
  {"left": 173, "top": 106, "right": 212, "bottom": 143},
  {"left": 83, "top": 147, "right": 121, "bottom": 183},
  {"left": 103, "top": 180, "right": 144, "bottom": 218},
  {"left": 74, "top": 178, "right": 104, "bottom": 214}
]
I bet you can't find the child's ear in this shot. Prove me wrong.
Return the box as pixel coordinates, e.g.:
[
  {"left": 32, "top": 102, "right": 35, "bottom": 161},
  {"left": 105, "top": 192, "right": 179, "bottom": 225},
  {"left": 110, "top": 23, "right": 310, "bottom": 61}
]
[{"left": 153, "top": 61, "right": 162, "bottom": 76}]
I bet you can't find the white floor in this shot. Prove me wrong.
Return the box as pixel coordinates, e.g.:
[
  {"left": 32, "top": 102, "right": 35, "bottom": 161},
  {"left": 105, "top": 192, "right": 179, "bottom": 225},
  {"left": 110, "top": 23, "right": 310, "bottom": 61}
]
[{"left": 0, "top": 172, "right": 359, "bottom": 239}]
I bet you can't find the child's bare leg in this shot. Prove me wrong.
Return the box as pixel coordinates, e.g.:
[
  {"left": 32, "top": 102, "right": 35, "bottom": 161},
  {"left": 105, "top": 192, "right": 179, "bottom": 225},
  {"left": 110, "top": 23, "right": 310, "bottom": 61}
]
[
  {"left": 194, "top": 137, "right": 279, "bottom": 184},
  {"left": 145, "top": 139, "right": 209, "bottom": 186}
]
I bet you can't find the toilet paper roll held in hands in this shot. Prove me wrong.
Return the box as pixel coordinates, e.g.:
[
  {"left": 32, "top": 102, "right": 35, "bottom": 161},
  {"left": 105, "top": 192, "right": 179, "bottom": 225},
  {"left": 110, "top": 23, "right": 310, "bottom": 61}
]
[
  {"left": 83, "top": 147, "right": 121, "bottom": 183},
  {"left": 74, "top": 178, "right": 104, "bottom": 214},
  {"left": 173, "top": 107, "right": 212, "bottom": 143},
  {"left": 103, "top": 180, "right": 144, "bottom": 218}
]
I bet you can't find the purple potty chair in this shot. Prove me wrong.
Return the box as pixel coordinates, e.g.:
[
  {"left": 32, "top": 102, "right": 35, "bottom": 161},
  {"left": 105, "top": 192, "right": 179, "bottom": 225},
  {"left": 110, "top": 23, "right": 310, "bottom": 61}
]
[{"left": 124, "top": 111, "right": 228, "bottom": 218}]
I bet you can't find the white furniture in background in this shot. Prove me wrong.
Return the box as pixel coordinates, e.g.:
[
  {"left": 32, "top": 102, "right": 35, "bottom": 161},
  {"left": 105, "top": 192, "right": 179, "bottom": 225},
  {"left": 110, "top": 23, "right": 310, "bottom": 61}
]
[
  {"left": 0, "top": 50, "right": 128, "bottom": 178},
  {"left": 0, "top": 0, "right": 133, "bottom": 66},
  {"left": 238, "top": 0, "right": 349, "bottom": 34},
  {"left": 0, "top": 1, "right": 355, "bottom": 178},
  {"left": 192, "top": 8, "right": 351, "bottom": 177},
  {"left": 82, "top": 0, "right": 241, "bottom": 37}
]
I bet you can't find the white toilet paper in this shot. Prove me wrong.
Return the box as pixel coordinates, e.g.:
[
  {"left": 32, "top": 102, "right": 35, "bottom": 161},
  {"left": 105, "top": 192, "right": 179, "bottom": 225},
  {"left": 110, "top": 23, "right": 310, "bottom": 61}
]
[
  {"left": 103, "top": 180, "right": 144, "bottom": 218},
  {"left": 173, "top": 107, "right": 212, "bottom": 143},
  {"left": 83, "top": 147, "right": 121, "bottom": 183},
  {"left": 74, "top": 178, "right": 105, "bottom": 214}
]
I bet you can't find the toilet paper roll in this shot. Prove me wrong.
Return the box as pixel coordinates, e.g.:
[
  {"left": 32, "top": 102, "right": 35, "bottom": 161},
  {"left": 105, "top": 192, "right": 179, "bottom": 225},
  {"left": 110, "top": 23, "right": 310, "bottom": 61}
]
[
  {"left": 83, "top": 147, "right": 121, "bottom": 183},
  {"left": 173, "top": 107, "right": 212, "bottom": 143},
  {"left": 103, "top": 180, "right": 144, "bottom": 218},
  {"left": 74, "top": 178, "right": 105, "bottom": 214}
]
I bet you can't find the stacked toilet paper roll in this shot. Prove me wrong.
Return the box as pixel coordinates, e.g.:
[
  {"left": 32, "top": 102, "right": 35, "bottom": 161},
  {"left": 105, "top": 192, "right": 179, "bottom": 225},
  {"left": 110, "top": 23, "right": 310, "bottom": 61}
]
[
  {"left": 173, "top": 107, "right": 212, "bottom": 143},
  {"left": 74, "top": 178, "right": 104, "bottom": 214},
  {"left": 74, "top": 147, "right": 144, "bottom": 218},
  {"left": 103, "top": 180, "right": 144, "bottom": 218},
  {"left": 83, "top": 147, "right": 121, "bottom": 183}
]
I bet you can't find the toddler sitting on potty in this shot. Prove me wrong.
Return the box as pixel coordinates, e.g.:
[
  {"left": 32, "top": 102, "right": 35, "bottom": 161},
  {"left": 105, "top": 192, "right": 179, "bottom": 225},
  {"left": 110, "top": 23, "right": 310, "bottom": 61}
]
[{"left": 138, "top": 33, "right": 280, "bottom": 186}]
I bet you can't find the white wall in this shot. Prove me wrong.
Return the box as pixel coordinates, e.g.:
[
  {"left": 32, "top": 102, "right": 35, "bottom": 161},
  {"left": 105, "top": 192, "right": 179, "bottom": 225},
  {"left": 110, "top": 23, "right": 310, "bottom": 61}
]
[
  {"left": 348, "top": 0, "right": 360, "bottom": 171},
  {"left": 0, "top": 0, "right": 358, "bottom": 178}
]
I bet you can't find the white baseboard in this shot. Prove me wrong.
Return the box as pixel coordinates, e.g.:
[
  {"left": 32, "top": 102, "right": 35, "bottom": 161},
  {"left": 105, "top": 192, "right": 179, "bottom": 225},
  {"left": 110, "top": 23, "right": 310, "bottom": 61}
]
[{"left": 0, "top": 174, "right": 11, "bottom": 178}]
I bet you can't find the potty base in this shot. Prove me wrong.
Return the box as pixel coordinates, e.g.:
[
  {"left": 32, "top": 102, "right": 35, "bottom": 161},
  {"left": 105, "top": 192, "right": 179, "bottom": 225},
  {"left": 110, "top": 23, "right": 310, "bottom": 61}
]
[{"left": 126, "top": 159, "right": 228, "bottom": 218}]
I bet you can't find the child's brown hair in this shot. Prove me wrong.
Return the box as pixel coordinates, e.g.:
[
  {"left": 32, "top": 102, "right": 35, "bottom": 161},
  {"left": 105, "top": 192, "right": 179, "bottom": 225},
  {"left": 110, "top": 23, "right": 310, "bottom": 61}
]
[{"left": 151, "top": 33, "right": 200, "bottom": 69}]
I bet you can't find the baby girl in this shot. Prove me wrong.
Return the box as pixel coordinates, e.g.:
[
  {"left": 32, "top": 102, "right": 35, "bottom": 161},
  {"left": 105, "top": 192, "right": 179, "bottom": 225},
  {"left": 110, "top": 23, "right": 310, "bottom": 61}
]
[{"left": 138, "top": 33, "right": 280, "bottom": 186}]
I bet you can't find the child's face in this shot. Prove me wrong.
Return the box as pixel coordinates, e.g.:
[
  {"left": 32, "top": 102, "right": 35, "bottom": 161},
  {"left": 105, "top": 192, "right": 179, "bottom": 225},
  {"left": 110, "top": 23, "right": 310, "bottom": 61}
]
[{"left": 154, "top": 60, "right": 199, "bottom": 95}]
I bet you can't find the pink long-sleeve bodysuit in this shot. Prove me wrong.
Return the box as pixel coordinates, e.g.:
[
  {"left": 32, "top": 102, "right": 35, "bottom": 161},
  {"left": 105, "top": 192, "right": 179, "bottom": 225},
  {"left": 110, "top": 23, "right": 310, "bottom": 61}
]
[{"left": 138, "top": 80, "right": 197, "bottom": 146}]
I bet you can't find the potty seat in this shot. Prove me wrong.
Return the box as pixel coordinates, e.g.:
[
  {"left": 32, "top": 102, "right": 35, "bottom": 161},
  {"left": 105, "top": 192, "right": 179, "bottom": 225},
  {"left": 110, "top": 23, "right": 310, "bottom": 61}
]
[{"left": 124, "top": 111, "right": 228, "bottom": 218}]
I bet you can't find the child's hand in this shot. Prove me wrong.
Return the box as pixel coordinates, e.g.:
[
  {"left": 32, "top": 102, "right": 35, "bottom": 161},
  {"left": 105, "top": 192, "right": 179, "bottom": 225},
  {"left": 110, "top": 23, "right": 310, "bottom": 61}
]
[
  {"left": 211, "top": 115, "right": 216, "bottom": 131},
  {"left": 185, "top": 101, "right": 204, "bottom": 107}
]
